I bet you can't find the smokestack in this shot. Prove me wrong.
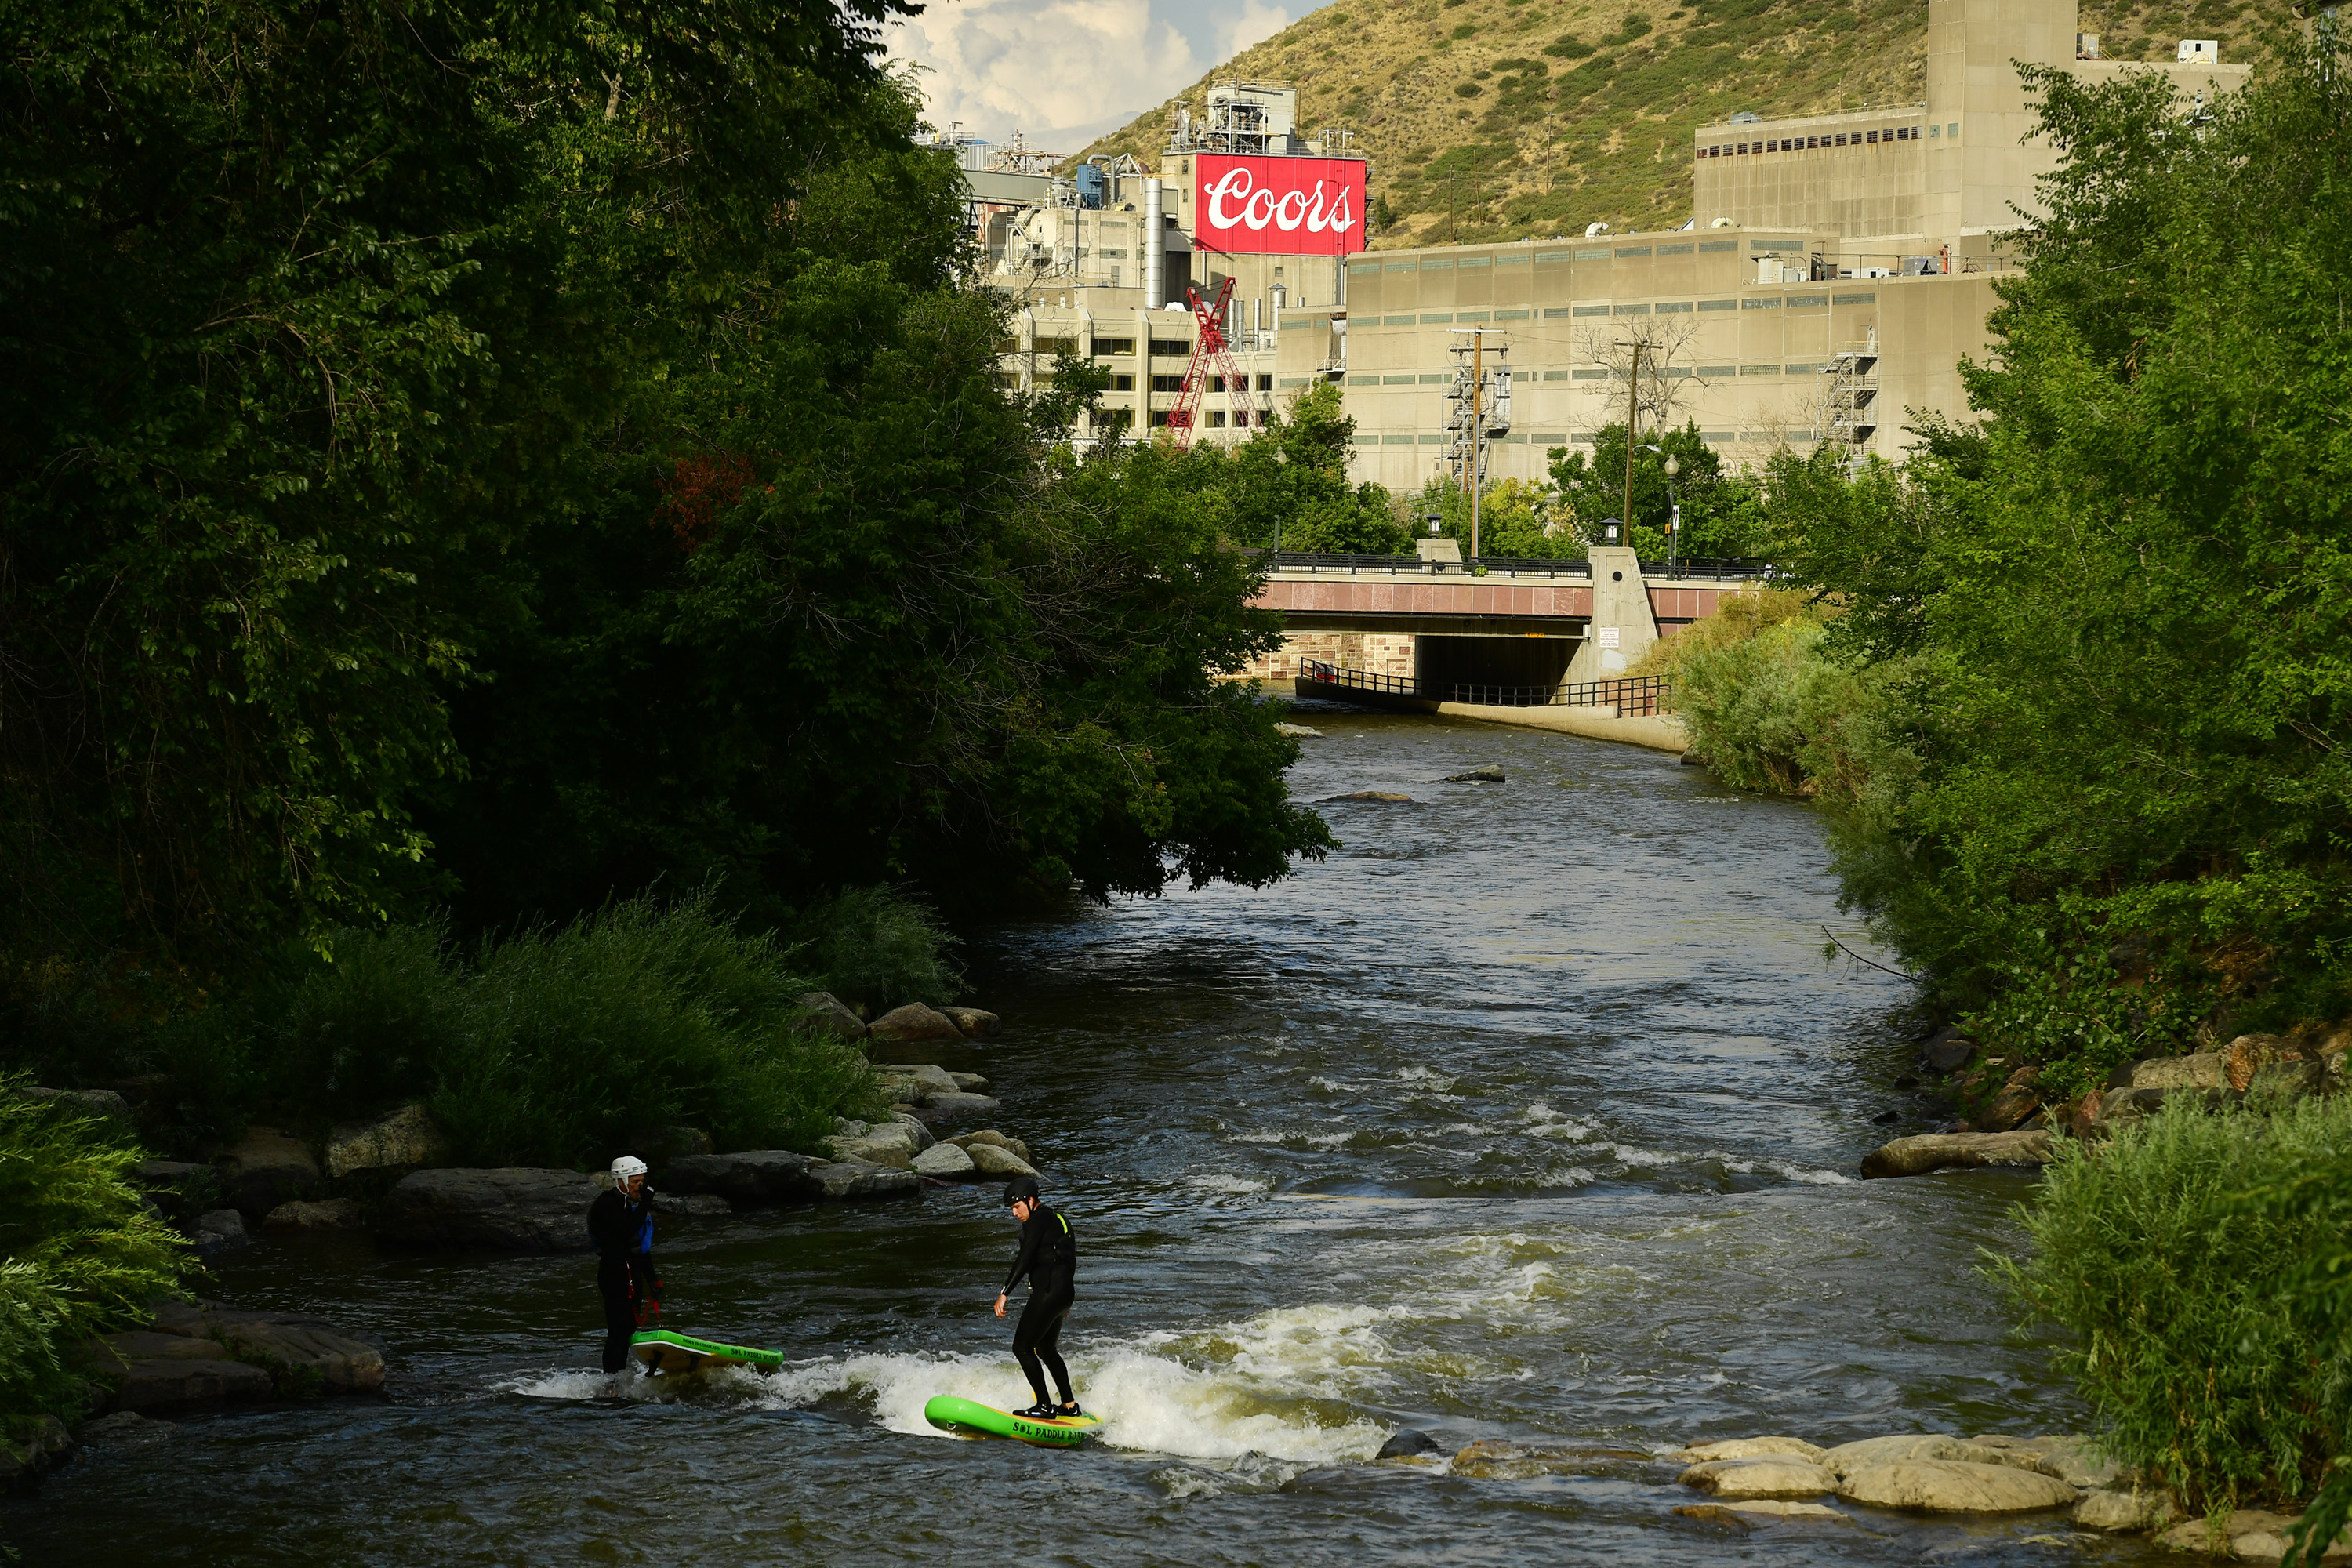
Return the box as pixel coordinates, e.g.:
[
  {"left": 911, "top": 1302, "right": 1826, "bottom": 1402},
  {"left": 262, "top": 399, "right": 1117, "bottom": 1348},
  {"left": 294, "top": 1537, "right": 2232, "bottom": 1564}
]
[{"left": 1144, "top": 178, "right": 1164, "bottom": 307}]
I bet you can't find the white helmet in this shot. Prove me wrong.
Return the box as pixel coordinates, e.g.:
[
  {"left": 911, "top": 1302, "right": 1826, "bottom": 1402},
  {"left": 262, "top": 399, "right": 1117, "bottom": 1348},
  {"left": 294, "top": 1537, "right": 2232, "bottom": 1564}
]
[{"left": 612, "top": 1155, "right": 648, "bottom": 1181}]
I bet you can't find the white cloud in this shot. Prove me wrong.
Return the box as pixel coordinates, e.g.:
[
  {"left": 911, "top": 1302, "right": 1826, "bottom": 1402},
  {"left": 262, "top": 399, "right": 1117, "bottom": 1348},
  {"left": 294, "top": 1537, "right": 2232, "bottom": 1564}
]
[{"left": 888, "top": 0, "right": 1298, "bottom": 152}]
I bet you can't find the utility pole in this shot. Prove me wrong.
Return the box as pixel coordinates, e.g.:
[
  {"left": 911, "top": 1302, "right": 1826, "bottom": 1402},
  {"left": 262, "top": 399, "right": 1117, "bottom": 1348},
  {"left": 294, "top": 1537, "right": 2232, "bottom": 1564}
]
[
  {"left": 1620, "top": 337, "right": 1642, "bottom": 541},
  {"left": 1445, "top": 328, "right": 1510, "bottom": 563},
  {"left": 1470, "top": 328, "right": 1483, "bottom": 561}
]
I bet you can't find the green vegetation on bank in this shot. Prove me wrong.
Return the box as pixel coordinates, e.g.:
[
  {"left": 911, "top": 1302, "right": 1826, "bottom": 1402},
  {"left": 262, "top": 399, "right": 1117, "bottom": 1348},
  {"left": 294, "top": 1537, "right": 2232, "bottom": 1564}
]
[
  {"left": 0, "top": 1087, "right": 193, "bottom": 1442},
  {"left": 1679, "top": 45, "right": 2352, "bottom": 1105},
  {"left": 1996, "top": 1095, "right": 2352, "bottom": 1558},
  {"left": 1, "top": 0, "right": 1336, "bottom": 1150}
]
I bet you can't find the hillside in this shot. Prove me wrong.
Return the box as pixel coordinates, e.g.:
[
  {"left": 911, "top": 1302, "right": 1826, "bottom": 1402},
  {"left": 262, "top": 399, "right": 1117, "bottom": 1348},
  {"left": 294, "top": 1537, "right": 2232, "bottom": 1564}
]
[{"left": 1074, "top": 0, "right": 2292, "bottom": 247}]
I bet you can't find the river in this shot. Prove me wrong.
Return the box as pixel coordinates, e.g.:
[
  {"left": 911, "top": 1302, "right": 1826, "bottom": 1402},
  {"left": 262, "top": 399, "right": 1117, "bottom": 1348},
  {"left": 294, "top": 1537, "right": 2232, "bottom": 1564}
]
[{"left": 13, "top": 709, "right": 2140, "bottom": 1565}]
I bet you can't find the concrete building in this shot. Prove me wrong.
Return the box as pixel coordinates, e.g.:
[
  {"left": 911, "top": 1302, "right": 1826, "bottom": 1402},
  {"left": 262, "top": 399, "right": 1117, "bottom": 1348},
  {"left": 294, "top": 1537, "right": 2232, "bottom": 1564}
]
[{"left": 979, "top": 0, "right": 2242, "bottom": 482}]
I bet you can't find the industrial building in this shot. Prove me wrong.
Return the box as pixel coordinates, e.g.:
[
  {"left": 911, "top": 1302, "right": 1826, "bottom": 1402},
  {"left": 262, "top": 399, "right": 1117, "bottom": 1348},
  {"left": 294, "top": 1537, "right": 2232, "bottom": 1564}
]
[{"left": 975, "top": 0, "right": 2244, "bottom": 485}]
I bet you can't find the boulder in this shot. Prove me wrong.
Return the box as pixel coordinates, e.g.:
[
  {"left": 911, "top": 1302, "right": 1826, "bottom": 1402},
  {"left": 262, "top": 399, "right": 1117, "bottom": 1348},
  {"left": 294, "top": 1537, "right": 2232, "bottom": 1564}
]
[
  {"left": 947, "top": 1073, "right": 991, "bottom": 1094},
  {"left": 1922, "top": 1027, "right": 1977, "bottom": 1073},
  {"left": 660, "top": 1150, "right": 821, "bottom": 1207},
  {"left": 1980, "top": 1066, "right": 2042, "bottom": 1132},
  {"left": 1836, "top": 1458, "right": 2078, "bottom": 1513},
  {"left": 2158, "top": 1508, "right": 2352, "bottom": 1559},
  {"left": 1669, "top": 1437, "right": 1828, "bottom": 1465},
  {"left": 2033, "top": 1435, "right": 2125, "bottom": 1489},
  {"left": 190, "top": 1207, "right": 250, "bottom": 1253},
  {"left": 1275, "top": 722, "right": 1323, "bottom": 739},
  {"left": 2073, "top": 1487, "right": 2177, "bottom": 1532},
  {"left": 949, "top": 1130, "right": 1033, "bottom": 1163},
  {"left": 964, "top": 1142, "right": 1038, "bottom": 1178},
  {"left": 18, "top": 1086, "right": 135, "bottom": 1138},
  {"left": 924, "top": 1091, "right": 1004, "bottom": 1121},
  {"left": 913, "top": 1142, "right": 978, "bottom": 1179},
  {"left": 797, "top": 991, "right": 868, "bottom": 1042},
  {"left": 1, "top": 1416, "right": 76, "bottom": 1492},
  {"left": 808, "top": 1159, "right": 920, "bottom": 1201},
  {"left": 1324, "top": 790, "right": 1411, "bottom": 803},
  {"left": 898, "top": 1064, "right": 961, "bottom": 1099},
  {"left": 867, "top": 1004, "right": 965, "bottom": 1044},
  {"left": 1820, "top": 1435, "right": 2007, "bottom": 1474},
  {"left": 103, "top": 1301, "right": 385, "bottom": 1406},
  {"left": 652, "top": 1191, "right": 729, "bottom": 1217},
  {"left": 91, "top": 1332, "right": 274, "bottom": 1414},
  {"left": 263, "top": 1198, "right": 364, "bottom": 1231},
  {"left": 1376, "top": 1428, "right": 1443, "bottom": 1461},
  {"left": 216, "top": 1125, "right": 322, "bottom": 1218},
  {"left": 1452, "top": 1439, "right": 1651, "bottom": 1479},
  {"left": 940, "top": 1007, "right": 1000, "bottom": 1038},
  {"left": 324, "top": 1103, "right": 448, "bottom": 1179},
  {"left": 74, "top": 1411, "right": 175, "bottom": 1447},
  {"left": 822, "top": 1129, "right": 916, "bottom": 1171},
  {"left": 378, "top": 1167, "right": 598, "bottom": 1250},
  {"left": 1859, "top": 1129, "right": 2053, "bottom": 1179},
  {"left": 207, "top": 1313, "right": 387, "bottom": 1396},
  {"left": 1679, "top": 749, "right": 1711, "bottom": 768},
  {"left": 2130, "top": 1053, "right": 2229, "bottom": 1091},
  {"left": 890, "top": 1111, "right": 936, "bottom": 1151},
  {"left": 1679, "top": 1457, "right": 1839, "bottom": 1500},
  {"left": 136, "top": 1160, "right": 219, "bottom": 1223},
  {"left": 1674, "top": 1501, "right": 1854, "bottom": 1530},
  {"left": 1443, "top": 764, "right": 1506, "bottom": 783}
]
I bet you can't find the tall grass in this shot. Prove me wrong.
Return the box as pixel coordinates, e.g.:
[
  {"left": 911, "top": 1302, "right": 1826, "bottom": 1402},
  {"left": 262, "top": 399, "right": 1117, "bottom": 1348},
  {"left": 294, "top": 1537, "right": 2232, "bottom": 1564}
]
[
  {"left": 1991, "top": 1093, "right": 2352, "bottom": 1516},
  {"left": 276, "top": 892, "right": 889, "bottom": 1167},
  {"left": 0, "top": 1080, "right": 194, "bottom": 1438},
  {"left": 791, "top": 885, "right": 964, "bottom": 1012}
]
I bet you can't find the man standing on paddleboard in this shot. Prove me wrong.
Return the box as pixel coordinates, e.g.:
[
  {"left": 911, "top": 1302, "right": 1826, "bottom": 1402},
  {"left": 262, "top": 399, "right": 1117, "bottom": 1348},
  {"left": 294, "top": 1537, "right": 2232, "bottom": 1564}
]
[
  {"left": 588, "top": 1155, "right": 659, "bottom": 1375},
  {"left": 993, "top": 1175, "right": 1081, "bottom": 1419}
]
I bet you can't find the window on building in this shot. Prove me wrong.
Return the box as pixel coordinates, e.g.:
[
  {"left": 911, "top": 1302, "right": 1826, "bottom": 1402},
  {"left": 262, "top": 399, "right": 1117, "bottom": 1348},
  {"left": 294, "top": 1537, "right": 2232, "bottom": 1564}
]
[
  {"left": 1765, "top": 139, "right": 1777, "bottom": 151},
  {"left": 1257, "top": 374, "right": 1273, "bottom": 390},
  {"left": 1097, "top": 407, "right": 1134, "bottom": 429},
  {"left": 1149, "top": 411, "right": 1171, "bottom": 427},
  {"left": 1207, "top": 412, "right": 1226, "bottom": 427},
  {"left": 1109, "top": 373, "right": 1135, "bottom": 391},
  {"left": 1949, "top": 122, "right": 1959, "bottom": 137},
  {"left": 1865, "top": 130, "right": 1877, "bottom": 143},
  {"left": 1151, "top": 374, "right": 1188, "bottom": 392},
  {"left": 1929, "top": 123, "right": 1940, "bottom": 136},
  {"left": 1091, "top": 337, "right": 1134, "bottom": 357},
  {"left": 1736, "top": 142, "right": 1748, "bottom": 154},
  {"left": 1037, "top": 336, "right": 1077, "bottom": 356},
  {"left": 1149, "top": 339, "right": 1190, "bottom": 357}
]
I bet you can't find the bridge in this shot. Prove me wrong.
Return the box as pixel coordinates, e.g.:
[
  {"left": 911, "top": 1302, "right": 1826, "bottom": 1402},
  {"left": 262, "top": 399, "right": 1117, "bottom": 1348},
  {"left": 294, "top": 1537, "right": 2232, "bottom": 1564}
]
[{"left": 1239, "top": 546, "right": 1773, "bottom": 696}]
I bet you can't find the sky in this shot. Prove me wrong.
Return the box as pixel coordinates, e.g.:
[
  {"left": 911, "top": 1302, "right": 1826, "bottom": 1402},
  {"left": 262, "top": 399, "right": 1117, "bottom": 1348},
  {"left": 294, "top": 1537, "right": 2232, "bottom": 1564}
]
[{"left": 885, "top": 0, "right": 1298, "bottom": 156}]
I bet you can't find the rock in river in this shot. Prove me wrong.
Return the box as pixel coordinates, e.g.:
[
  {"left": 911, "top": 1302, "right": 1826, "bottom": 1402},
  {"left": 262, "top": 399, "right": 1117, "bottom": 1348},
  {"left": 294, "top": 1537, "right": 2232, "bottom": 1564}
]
[
  {"left": 924, "top": 1091, "right": 1004, "bottom": 1121},
  {"left": 949, "top": 1130, "right": 1033, "bottom": 1163},
  {"left": 1858, "top": 1128, "right": 2052, "bottom": 1179},
  {"left": 808, "top": 1159, "right": 919, "bottom": 1200},
  {"left": 867, "top": 1004, "right": 965, "bottom": 1044},
  {"left": 1376, "top": 1429, "right": 1443, "bottom": 1461},
  {"left": 964, "top": 1142, "right": 1037, "bottom": 1178},
  {"left": 913, "top": 1142, "right": 978, "bottom": 1179},
  {"left": 379, "top": 1167, "right": 597, "bottom": 1250},
  {"left": 2, "top": 1417, "right": 77, "bottom": 1491},
  {"left": 90, "top": 1301, "right": 384, "bottom": 1413},
  {"left": 1322, "top": 790, "right": 1412, "bottom": 803},
  {"left": 1443, "top": 764, "right": 1505, "bottom": 783},
  {"left": 1453, "top": 1439, "right": 1652, "bottom": 1479},
  {"left": 263, "top": 1198, "right": 363, "bottom": 1231},
  {"left": 2157, "top": 1508, "right": 2350, "bottom": 1559},
  {"left": 1669, "top": 1436, "right": 1828, "bottom": 1465},
  {"left": 1679, "top": 1457, "right": 1839, "bottom": 1500},
  {"left": 216, "top": 1125, "right": 322, "bottom": 1218},
  {"left": 940, "top": 1007, "right": 1000, "bottom": 1037},
  {"left": 798, "top": 989, "right": 869, "bottom": 1041},
  {"left": 1675, "top": 1501, "right": 1854, "bottom": 1530},
  {"left": 1835, "top": 1458, "right": 2077, "bottom": 1513},
  {"left": 661, "top": 1150, "right": 821, "bottom": 1206},
  {"left": 189, "top": 1207, "right": 251, "bottom": 1254},
  {"left": 2072, "top": 1487, "right": 2176, "bottom": 1532},
  {"left": 1274, "top": 722, "right": 1322, "bottom": 738}
]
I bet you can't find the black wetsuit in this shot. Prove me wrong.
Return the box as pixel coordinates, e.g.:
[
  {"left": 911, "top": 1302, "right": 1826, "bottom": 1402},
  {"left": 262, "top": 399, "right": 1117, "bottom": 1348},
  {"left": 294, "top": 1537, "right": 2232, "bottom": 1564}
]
[
  {"left": 1002, "top": 1203, "right": 1076, "bottom": 1407},
  {"left": 587, "top": 1186, "right": 656, "bottom": 1374}
]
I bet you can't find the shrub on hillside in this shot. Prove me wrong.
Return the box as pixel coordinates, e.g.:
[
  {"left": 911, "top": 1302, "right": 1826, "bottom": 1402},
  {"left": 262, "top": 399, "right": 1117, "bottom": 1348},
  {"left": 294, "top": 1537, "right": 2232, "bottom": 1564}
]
[
  {"left": 1991, "top": 1093, "right": 2352, "bottom": 1518},
  {"left": 0, "top": 1081, "right": 193, "bottom": 1439}
]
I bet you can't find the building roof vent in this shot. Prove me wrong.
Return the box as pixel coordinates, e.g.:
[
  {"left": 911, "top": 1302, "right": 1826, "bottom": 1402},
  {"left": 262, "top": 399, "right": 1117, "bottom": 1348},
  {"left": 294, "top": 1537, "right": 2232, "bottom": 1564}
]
[{"left": 1729, "top": 110, "right": 1762, "bottom": 124}]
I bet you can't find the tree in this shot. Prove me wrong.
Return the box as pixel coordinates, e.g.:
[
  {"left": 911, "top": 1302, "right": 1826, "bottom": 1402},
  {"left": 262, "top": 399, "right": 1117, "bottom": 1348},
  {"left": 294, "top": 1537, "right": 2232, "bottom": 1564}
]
[
  {"left": 1548, "top": 420, "right": 1761, "bottom": 557},
  {"left": 1207, "top": 383, "right": 1406, "bottom": 555}
]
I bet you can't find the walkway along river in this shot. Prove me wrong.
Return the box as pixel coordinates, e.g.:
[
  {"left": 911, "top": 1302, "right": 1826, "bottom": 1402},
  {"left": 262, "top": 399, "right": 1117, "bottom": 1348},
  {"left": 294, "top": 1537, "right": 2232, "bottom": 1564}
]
[{"left": 13, "top": 709, "right": 2145, "bottom": 1566}]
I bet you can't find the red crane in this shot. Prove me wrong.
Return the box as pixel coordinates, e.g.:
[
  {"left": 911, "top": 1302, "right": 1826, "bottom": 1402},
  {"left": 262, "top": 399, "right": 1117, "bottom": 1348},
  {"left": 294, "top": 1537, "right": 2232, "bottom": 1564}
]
[{"left": 1163, "top": 277, "right": 1253, "bottom": 451}]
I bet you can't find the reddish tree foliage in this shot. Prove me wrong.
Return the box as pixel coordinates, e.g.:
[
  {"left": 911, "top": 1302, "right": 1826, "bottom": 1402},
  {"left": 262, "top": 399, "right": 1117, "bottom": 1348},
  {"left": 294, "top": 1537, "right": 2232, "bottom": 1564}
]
[{"left": 654, "top": 451, "right": 757, "bottom": 549}]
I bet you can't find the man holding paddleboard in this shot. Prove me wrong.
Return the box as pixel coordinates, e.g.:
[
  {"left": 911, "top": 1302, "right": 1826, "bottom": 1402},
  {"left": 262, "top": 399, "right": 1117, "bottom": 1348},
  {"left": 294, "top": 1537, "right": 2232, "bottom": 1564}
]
[
  {"left": 588, "top": 1155, "right": 659, "bottom": 1375},
  {"left": 993, "top": 1176, "right": 1081, "bottom": 1419}
]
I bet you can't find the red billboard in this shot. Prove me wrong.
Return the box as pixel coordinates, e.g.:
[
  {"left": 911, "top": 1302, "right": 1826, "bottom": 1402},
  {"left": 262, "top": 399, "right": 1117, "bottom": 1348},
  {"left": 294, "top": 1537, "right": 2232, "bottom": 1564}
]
[{"left": 1192, "top": 154, "right": 1368, "bottom": 256}]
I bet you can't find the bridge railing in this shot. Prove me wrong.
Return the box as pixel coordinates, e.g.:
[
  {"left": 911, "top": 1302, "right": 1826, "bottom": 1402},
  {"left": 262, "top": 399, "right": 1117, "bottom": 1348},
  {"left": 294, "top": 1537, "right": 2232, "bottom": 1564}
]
[
  {"left": 1450, "top": 676, "right": 1675, "bottom": 715},
  {"left": 1298, "top": 660, "right": 1421, "bottom": 699},
  {"left": 1265, "top": 550, "right": 1774, "bottom": 581}
]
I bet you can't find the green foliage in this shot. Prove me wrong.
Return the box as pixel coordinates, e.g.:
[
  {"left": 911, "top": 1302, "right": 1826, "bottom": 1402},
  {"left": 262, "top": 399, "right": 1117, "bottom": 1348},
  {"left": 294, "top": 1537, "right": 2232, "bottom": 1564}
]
[
  {"left": 1991, "top": 1094, "right": 2352, "bottom": 1516},
  {"left": 1544, "top": 34, "right": 1597, "bottom": 58},
  {"left": 278, "top": 893, "right": 883, "bottom": 1166},
  {"left": 1548, "top": 421, "right": 1767, "bottom": 557},
  {"left": 0, "top": 1080, "right": 194, "bottom": 1437},
  {"left": 1410, "top": 475, "right": 1581, "bottom": 559},
  {"left": 793, "top": 887, "right": 964, "bottom": 1012},
  {"left": 1200, "top": 383, "right": 1407, "bottom": 556},
  {"left": 1760, "top": 45, "right": 2352, "bottom": 1052}
]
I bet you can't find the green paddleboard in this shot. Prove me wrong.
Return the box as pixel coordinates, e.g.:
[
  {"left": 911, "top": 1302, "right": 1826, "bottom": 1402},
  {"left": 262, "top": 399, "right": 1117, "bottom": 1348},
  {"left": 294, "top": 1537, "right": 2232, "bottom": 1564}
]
[
  {"left": 629, "top": 1329, "right": 785, "bottom": 1374},
  {"left": 924, "top": 1394, "right": 1102, "bottom": 1448}
]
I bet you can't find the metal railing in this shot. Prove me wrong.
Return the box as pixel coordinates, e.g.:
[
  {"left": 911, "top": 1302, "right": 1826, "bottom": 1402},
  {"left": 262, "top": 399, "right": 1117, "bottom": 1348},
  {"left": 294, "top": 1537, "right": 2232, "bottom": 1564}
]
[
  {"left": 1298, "top": 660, "right": 1421, "bottom": 698},
  {"left": 1449, "top": 675, "right": 1674, "bottom": 715},
  {"left": 1265, "top": 550, "right": 1772, "bottom": 582},
  {"left": 1636, "top": 557, "right": 1777, "bottom": 580}
]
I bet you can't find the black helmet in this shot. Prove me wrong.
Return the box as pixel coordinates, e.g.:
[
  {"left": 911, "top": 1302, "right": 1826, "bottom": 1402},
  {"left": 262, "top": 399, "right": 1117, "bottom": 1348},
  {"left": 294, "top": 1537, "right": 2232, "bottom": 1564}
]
[{"left": 1002, "top": 1175, "right": 1041, "bottom": 1207}]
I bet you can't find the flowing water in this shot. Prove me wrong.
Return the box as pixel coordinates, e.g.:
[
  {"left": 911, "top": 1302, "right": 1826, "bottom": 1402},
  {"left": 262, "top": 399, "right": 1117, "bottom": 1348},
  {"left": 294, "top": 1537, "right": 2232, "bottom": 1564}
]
[{"left": 14, "top": 710, "right": 2143, "bottom": 1565}]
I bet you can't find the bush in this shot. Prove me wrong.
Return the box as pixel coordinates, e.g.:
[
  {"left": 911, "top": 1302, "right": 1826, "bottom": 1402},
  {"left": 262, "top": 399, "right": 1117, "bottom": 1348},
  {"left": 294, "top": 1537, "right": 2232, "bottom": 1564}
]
[
  {"left": 0, "top": 1080, "right": 194, "bottom": 1438},
  {"left": 790, "top": 884, "right": 964, "bottom": 1013},
  {"left": 1991, "top": 1093, "right": 2352, "bottom": 1517},
  {"left": 278, "top": 891, "right": 887, "bottom": 1167}
]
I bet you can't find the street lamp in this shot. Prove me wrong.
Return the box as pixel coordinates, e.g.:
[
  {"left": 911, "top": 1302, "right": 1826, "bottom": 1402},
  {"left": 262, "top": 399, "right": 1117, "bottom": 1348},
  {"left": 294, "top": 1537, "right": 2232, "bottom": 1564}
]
[{"left": 1638, "top": 444, "right": 1683, "bottom": 576}]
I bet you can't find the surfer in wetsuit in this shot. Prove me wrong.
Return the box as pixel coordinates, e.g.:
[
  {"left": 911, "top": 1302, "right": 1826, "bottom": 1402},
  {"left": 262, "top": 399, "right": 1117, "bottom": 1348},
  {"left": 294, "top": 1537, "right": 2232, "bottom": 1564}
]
[
  {"left": 587, "top": 1155, "right": 659, "bottom": 1375},
  {"left": 993, "top": 1175, "right": 1080, "bottom": 1419}
]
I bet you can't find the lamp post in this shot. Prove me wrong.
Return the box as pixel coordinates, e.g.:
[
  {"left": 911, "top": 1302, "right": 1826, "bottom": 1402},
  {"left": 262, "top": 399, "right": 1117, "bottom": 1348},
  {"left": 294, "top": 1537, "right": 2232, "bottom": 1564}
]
[{"left": 1636, "top": 443, "right": 1682, "bottom": 576}]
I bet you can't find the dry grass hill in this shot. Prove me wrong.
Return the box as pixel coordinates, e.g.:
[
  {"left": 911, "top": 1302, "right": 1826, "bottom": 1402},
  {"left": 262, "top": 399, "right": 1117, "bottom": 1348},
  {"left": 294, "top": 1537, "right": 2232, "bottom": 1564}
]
[{"left": 1074, "top": 0, "right": 2296, "bottom": 247}]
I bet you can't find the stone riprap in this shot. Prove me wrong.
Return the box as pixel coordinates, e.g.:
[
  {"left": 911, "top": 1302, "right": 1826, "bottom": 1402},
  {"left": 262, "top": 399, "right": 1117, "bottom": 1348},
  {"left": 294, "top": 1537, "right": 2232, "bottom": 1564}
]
[
  {"left": 867, "top": 1004, "right": 964, "bottom": 1044},
  {"left": 1835, "top": 1459, "right": 2078, "bottom": 1513},
  {"left": 912, "top": 1142, "right": 978, "bottom": 1178},
  {"left": 1679, "top": 1457, "right": 1839, "bottom": 1500},
  {"left": 89, "top": 1301, "right": 384, "bottom": 1414}
]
